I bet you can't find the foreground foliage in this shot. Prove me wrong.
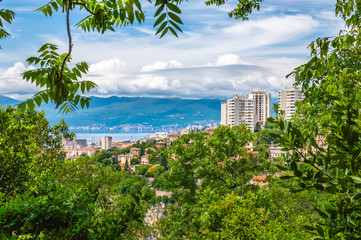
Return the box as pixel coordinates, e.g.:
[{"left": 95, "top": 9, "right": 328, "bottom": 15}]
[
  {"left": 269, "top": 1, "right": 361, "bottom": 238},
  {"left": 152, "top": 126, "right": 319, "bottom": 239},
  {"left": 0, "top": 107, "right": 154, "bottom": 239}
]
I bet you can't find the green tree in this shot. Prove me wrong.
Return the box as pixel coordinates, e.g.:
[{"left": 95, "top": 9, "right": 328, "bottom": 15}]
[
  {"left": 124, "top": 159, "right": 129, "bottom": 171},
  {"left": 0, "top": 106, "right": 70, "bottom": 195},
  {"left": 135, "top": 164, "right": 151, "bottom": 176},
  {"left": 157, "top": 179, "right": 318, "bottom": 239},
  {"left": 0, "top": 157, "right": 154, "bottom": 239},
  {"left": 145, "top": 165, "right": 165, "bottom": 178},
  {"left": 153, "top": 126, "right": 272, "bottom": 237},
  {"left": 0, "top": 7, "right": 15, "bottom": 41},
  {"left": 160, "top": 154, "right": 168, "bottom": 171},
  {"left": 269, "top": 1, "right": 361, "bottom": 238},
  {"left": 167, "top": 125, "right": 268, "bottom": 195}
]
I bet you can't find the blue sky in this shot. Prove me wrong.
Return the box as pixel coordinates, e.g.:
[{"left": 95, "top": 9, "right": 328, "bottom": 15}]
[{"left": 0, "top": 0, "right": 343, "bottom": 100}]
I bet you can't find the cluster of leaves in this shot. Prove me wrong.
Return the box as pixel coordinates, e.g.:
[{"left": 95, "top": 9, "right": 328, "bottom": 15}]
[
  {"left": 22, "top": 43, "right": 96, "bottom": 114},
  {"left": 0, "top": 8, "right": 15, "bottom": 41},
  {"left": 153, "top": 0, "right": 183, "bottom": 38},
  {"left": 205, "top": 0, "right": 264, "bottom": 20},
  {"left": 38, "top": 0, "right": 146, "bottom": 33},
  {"left": 268, "top": 1, "right": 361, "bottom": 238}
]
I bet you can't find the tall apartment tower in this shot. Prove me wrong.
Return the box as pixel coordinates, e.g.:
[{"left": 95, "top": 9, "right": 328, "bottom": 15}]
[
  {"left": 278, "top": 86, "right": 304, "bottom": 121},
  {"left": 220, "top": 95, "right": 255, "bottom": 131},
  {"left": 249, "top": 90, "right": 271, "bottom": 125},
  {"left": 101, "top": 136, "right": 112, "bottom": 150}
]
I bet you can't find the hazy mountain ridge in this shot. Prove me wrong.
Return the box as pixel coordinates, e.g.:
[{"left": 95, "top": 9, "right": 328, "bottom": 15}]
[{"left": 0, "top": 96, "right": 278, "bottom": 127}]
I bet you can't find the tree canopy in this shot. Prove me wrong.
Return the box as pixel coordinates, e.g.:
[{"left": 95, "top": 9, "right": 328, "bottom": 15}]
[{"left": 268, "top": 0, "right": 361, "bottom": 238}]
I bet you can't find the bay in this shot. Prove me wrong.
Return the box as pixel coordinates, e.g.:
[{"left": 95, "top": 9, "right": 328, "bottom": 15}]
[{"left": 73, "top": 132, "right": 152, "bottom": 143}]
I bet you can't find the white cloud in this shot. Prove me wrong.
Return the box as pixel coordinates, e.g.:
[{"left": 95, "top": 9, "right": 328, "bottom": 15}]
[
  {"left": 206, "top": 54, "right": 249, "bottom": 66},
  {"left": 89, "top": 58, "right": 126, "bottom": 73},
  {"left": 83, "top": 56, "right": 301, "bottom": 99},
  {"left": 3, "top": 62, "right": 28, "bottom": 78},
  {"left": 134, "top": 75, "right": 171, "bottom": 91},
  {"left": 0, "top": 62, "right": 38, "bottom": 98},
  {"left": 141, "top": 60, "right": 183, "bottom": 72},
  {"left": 222, "top": 15, "right": 319, "bottom": 46}
]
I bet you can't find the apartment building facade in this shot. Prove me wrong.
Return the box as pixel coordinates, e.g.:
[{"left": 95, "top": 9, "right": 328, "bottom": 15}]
[
  {"left": 221, "top": 90, "right": 270, "bottom": 131},
  {"left": 278, "top": 86, "right": 304, "bottom": 121},
  {"left": 101, "top": 136, "right": 112, "bottom": 150},
  {"left": 251, "top": 90, "right": 271, "bottom": 125}
]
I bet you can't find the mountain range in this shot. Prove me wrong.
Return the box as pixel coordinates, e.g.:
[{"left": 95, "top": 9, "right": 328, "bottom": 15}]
[{"left": 0, "top": 95, "right": 278, "bottom": 127}]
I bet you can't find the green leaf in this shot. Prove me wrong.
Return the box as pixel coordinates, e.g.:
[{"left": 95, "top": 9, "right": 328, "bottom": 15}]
[
  {"left": 169, "top": 20, "right": 183, "bottom": 32},
  {"left": 168, "top": 27, "right": 179, "bottom": 37},
  {"left": 154, "top": 13, "right": 166, "bottom": 27},
  {"left": 34, "top": 96, "right": 42, "bottom": 107},
  {"left": 160, "top": 27, "right": 169, "bottom": 38},
  {"left": 156, "top": 21, "right": 168, "bottom": 35},
  {"left": 168, "top": 12, "right": 183, "bottom": 25},
  {"left": 17, "top": 102, "right": 26, "bottom": 112},
  {"left": 26, "top": 99, "right": 35, "bottom": 112},
  {"left": 167, "top": 2, "right": 181, "bottom": 14},
  {"left": 304, "top": 225, "right": 316, "bottom": 231},
  {"left": 154, "top": 4, "right": 165, "bottom": 17},
  {"left": 351, "top": 176, "right": 361, "bottom": 184}
]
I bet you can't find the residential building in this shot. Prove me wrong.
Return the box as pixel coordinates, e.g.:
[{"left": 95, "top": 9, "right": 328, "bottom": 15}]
[
  {"left": 141, "top": 155, "right": 150, "bottom": 165},
  {"left": 249, "top": 90, "right": 271, "bottom": 125},
  {"left": 118, "top": 154, "right": 134, "bottom": 164},
  {"left": 220, "top": 90, "right": 271, "bottom": 131},
  {"left": 130, "top": 147, "right": 141, "bottom": 156},
  {"left": 269, "top": 146, "right": 284, "bottom": 160},
  {"left": 62, "top": 135, "right": 87, "bottom": 150},
  {"left": 101, "top": 136, "right": 112, "bottom": 150},
  {"left": 155, "top": 142, "right": 167, "bottom": 148},
  {"left": 278, "top": 86, "right": 304, "bottom": 121},
  {"left": 220, "top": 95, "right": 254, "bottom": 131}
]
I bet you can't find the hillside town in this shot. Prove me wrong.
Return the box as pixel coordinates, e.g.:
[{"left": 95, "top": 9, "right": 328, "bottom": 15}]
[{"left": 61, "top": 85, "right": 323, "bottom": 189}]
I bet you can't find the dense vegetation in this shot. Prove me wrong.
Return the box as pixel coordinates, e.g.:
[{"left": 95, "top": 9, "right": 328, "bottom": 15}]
[{"left": 0, "top": 107, "right": 154, "bottom": 239}]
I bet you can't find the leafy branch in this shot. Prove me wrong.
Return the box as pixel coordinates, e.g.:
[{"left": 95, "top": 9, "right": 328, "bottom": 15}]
[
  {"left": 0, "top": 8, "right": 15, "bottom": 43},
  {"left": 153, "top": 0, "right": 183, "bottom": 38},
  {"left": 21, "top": 43, "right": 96, "bottom": 114}
]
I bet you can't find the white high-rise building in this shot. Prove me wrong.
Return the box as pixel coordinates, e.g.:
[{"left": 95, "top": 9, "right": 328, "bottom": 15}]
[
  {"left": 249, "top": 90, "right": 271, "bottom": 126},
  {"left": 101, "top": 136, "right": 112, "bottom": 150},
  {"left": 220, "top": 90, "right": 271, "bottom": 131},
  {"left": 220, "top": 95, "right": 255, "bottom": 131},
  {"left": 278, "top": 86, "right": 304, "bottom": 121}
]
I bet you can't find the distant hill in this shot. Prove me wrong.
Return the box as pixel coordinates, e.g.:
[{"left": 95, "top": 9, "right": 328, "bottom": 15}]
[
  {"left": 42, "top": 96, "right": 224, "bottom": 127},
  {"left": 0, "top": 95, "right": 20, "bottom": 106},
  {"left": 0, "top": 95, "right": 278, "bottom": 127}
]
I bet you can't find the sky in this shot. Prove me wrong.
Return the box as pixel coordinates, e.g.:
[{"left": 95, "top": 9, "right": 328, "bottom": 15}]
[{"left": 0, "top": 0, "right": 344, "bottom": 100}]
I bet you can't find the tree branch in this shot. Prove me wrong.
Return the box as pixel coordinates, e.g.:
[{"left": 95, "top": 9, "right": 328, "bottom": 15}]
[
  {"left": 58, "top": 0, "right": 73, "bottom": 90},
  {"left": 71, "top": 1, "right": 96, "bottom": 15}
]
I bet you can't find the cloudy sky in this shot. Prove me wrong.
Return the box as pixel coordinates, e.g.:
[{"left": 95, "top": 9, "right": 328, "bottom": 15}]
[{"left": 1, "top": 0, "right": 343, "bottom": 100}]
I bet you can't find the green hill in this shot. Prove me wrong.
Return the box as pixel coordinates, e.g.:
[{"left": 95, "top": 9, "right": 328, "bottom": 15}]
[
  {"left": 0, "top": 95, "right": 278, "bottom": 127},
  {"left": 43, "top": 97, "right": 224, "bottom": 127}
]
